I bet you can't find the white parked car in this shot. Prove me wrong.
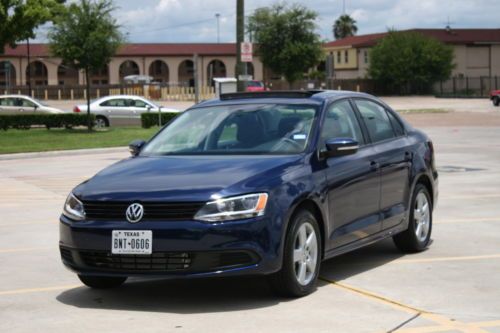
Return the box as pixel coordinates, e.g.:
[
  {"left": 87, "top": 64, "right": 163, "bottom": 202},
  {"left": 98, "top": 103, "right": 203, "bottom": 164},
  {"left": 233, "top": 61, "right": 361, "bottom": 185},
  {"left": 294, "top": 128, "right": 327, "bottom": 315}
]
[
  {"left": 0, "top": 95, "right": 65, "bottom": 114},
  {"left": 73, "top": 95, "right": 180, "bottom": 127}
]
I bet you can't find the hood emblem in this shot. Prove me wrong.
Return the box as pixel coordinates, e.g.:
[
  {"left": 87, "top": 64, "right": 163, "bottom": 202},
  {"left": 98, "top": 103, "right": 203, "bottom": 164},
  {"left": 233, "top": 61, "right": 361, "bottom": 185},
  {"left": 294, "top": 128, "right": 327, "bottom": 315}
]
[{"left": 126, "top": 203, "right": 144, "bottom": 223}]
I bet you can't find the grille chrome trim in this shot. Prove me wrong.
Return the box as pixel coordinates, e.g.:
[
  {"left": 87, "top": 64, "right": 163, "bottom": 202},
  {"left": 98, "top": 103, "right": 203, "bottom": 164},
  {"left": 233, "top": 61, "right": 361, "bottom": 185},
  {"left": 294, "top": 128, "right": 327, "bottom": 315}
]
[{"left": 82, "top": 201, "right": 204, "bottom": 221}]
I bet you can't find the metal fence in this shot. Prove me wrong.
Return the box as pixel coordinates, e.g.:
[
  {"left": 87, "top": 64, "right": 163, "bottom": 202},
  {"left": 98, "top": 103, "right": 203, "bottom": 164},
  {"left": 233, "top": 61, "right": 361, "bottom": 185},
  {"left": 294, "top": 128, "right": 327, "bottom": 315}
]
[
  {"left": 268, "top": 76, "right": 499, "bottom": 97},
  {"left": 2, "top": 77, "right": 498, "bottom": 99},
  {"left": 1, "top": 84, "right": 216, "bottom": 101},
  {"left": 435, "top": 76, "right": 500, "bottom": 97}
]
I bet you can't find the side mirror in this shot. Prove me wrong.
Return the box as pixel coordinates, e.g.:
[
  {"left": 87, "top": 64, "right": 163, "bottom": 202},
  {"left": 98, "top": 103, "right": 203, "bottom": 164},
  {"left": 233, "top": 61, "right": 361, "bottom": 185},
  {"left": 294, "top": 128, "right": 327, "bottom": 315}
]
[
  {"left": 146, "top": 105, "right": 152, "bottom": 112},
  {"left": 129, "top": 139, "right": 146, "bottom": 156},
  {"left": 322, "top": 138, "right": 359, "bottom": 158},
  {"left": 34, "top": 105, "right": 39, "bottom": 111}
]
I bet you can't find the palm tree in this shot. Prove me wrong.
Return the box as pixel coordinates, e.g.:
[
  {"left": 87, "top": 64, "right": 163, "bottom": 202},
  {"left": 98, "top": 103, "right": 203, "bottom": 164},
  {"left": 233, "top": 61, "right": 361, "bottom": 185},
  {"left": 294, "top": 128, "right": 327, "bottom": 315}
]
[{"left": 332, "top": 14, "right": 358, "bottom": 40}]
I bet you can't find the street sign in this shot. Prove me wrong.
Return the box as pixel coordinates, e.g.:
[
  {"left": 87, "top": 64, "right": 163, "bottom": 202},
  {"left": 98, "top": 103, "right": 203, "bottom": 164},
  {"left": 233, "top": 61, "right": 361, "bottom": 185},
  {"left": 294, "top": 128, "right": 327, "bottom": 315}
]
[{"left": 241, "top": 42, "right": 253, "bottom": 62}]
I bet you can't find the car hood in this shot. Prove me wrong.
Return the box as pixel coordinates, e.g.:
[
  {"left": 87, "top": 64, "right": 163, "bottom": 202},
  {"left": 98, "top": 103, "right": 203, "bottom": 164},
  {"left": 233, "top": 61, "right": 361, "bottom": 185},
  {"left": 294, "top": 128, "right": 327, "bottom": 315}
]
[{"left": 73, "top": 155, "right": 304, "bottom": 202}]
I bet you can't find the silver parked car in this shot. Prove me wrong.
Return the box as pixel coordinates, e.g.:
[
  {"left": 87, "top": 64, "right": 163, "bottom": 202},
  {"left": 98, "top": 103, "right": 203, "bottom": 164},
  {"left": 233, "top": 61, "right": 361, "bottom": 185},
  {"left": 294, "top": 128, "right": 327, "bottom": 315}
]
[
  {"left": 0, "top": 95, "right": 65, "bottom": 114},
  {"left": 74, "top": 95, "right": 180, "bottom": 127}
]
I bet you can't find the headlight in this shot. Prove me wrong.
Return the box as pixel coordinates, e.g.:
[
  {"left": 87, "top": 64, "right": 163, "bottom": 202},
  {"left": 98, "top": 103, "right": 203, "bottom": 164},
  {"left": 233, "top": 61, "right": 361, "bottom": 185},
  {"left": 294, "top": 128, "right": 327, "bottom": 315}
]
[
  {"left": 63, "top": 193, "right": 85, "bottom": 221},
  {"left": 194, "top": 193, "right": 268, "bottom": 222}
]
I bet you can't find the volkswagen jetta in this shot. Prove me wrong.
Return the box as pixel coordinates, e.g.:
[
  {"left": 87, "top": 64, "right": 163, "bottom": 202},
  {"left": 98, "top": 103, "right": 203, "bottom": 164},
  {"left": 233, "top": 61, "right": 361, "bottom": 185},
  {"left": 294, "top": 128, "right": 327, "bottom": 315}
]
[{"left": 60, "top": 90, "right": 438, "bottom": 297}]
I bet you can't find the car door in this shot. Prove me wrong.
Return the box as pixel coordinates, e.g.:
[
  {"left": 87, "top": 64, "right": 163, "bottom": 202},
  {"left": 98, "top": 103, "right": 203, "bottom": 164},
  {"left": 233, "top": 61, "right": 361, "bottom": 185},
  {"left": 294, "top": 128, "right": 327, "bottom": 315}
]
[
  {"left": 17, "top": 97, "right": 37, "bottom": 114},
  {"left": 353, "top": 98, "right": 411, "bottom": 230},
  {"left": 129, "top": 99, "right": 150, "bottom": 126},
  {"left": 322, "top": 99, "right": 382, "bottom": 249},
  {"left": 100, "top": 98, "right": 129, "bottom": 126},
  {"left": 0, "top": 97, "right": 18, "bottom": 114}
]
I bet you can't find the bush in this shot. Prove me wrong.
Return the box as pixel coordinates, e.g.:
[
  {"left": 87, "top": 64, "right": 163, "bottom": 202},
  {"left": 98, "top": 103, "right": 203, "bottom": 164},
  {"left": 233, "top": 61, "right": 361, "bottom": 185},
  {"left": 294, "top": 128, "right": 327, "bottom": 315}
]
[
  {"left": 369, "top": 30, "right": 454, "bottom": 94},
  {"left": 141, "top": 112, "right": 179, "bottom": 128},
  {"left": 0, "top": 114, "right": 95, "bottom": 130}
]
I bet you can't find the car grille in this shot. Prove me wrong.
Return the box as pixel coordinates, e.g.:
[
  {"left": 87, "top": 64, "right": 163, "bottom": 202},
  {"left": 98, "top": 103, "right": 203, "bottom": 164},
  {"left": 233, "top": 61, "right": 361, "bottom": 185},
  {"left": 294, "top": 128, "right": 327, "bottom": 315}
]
[
  {"left": 80, "top": 251, "right": 192, "bottom": 272},
  {"left": 82, "top": 201, "right": 204, "bottom": 221}
]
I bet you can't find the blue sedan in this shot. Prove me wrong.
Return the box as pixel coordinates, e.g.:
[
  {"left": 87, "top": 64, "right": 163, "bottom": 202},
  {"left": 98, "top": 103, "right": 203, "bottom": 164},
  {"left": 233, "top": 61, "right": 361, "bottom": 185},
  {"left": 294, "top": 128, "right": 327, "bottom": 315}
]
[{"left": 60, "top": 90, "right": 438, "bottom": 297}]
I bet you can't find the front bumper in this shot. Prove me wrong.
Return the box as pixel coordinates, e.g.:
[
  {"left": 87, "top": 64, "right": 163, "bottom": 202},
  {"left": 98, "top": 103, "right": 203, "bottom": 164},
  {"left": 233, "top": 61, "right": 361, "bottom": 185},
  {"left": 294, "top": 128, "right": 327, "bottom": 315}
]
[{"left": 59, "top": 215, "right": 283, "bottom": 278}]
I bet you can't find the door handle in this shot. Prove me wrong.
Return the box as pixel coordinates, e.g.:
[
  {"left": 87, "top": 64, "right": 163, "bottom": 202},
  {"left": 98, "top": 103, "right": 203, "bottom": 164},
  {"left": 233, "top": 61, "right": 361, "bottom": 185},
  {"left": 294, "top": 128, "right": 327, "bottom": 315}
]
[
  {"left": 370, "top": 161, "right": 380, "bottom": 171},
  {"left": 19, "top": 108, "right": 24, "bottom": 112}
]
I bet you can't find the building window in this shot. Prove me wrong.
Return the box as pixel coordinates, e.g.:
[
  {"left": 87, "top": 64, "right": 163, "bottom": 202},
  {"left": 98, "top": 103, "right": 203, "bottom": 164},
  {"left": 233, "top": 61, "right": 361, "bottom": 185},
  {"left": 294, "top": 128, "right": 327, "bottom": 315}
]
[
  {"left": 344, "top": 50, "right": 349, "bottom": 63},
  {"left": 337, "top": 51, "right": 341, "bottom": 64},
  {"left": 364, "top": 50, "right": 369, "bottom": 64}
]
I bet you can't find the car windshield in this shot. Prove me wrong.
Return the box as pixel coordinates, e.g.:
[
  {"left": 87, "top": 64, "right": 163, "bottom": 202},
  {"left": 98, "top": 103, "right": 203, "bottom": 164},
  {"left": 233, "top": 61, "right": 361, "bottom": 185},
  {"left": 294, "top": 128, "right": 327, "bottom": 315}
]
[{"left": 140, "top": 103, "right": 318, "bottom": 156}]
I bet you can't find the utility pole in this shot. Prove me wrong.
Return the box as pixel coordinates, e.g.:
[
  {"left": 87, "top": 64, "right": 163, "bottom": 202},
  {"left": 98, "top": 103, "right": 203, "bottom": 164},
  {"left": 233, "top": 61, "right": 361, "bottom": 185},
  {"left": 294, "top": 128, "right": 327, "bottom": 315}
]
[
  {"left": 193, "top": 54, "right": 199, "bottom": 104},
  {"left": 236, "top": 0, "right": 245, "bottom": 92},
  {"left": 27, "top": 38, "right": 32, "bottom": 95},
  {"left": 215, "top": 13, "right": 221, "bottom": 43},
  {"left": 342, "top": 0, "right": 346, "bottom": 15}
]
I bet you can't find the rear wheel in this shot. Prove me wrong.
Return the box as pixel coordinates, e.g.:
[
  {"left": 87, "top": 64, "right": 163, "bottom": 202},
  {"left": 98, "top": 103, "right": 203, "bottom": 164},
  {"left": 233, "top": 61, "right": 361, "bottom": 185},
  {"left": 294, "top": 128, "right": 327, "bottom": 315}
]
[
  {"left": 493, "top": 96, "right": 500, "bottom": 106},
  {"left": 393, "top": 183, "right": 432, "bottom": 252},
  {"left": 268, "top": 209, "right": 321, "bottom": 297},
  {"left": 78, "top": 275, "right": 127, "bottom": 289}
]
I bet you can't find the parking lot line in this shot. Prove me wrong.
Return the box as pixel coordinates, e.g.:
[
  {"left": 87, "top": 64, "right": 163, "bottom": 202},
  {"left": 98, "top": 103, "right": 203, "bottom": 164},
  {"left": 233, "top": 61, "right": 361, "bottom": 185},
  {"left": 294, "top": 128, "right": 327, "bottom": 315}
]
[
  {"left": 0, "top": 221, "right": 54, "bottom": 227},
  {"left": 0, "top": 285, "right": 79, "bottom": 296},
  {"left": 319, "top": 277, "right": 490, "bottom": 333},
  {"left": 436, "top": 217, "right": 500, "bottom": 224},
  {"left": 444, "top": 194, "right": 500, "bottom": 200},
  {"left": 0, "top": 246, "right": 53, "bottom": 253},
  {"left": 393, "top": 253, "right": 500, "bottom": 264}
]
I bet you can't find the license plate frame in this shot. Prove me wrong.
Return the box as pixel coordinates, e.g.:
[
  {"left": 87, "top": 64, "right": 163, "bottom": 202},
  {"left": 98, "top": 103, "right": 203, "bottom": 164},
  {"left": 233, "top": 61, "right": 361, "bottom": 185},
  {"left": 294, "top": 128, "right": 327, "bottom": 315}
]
[{"left": 111, "top": 230, "right": 152, "bottom": 254}]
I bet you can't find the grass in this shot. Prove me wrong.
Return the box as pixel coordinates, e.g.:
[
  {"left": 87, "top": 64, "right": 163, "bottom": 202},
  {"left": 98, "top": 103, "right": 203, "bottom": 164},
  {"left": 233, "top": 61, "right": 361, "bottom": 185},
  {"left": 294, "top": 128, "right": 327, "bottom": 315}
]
[
  {"left": 0, "top": 127, "right": 160, "bottom": 154},
  {"left": 396, "top": 108, "right": 450, "bottom": 114}
]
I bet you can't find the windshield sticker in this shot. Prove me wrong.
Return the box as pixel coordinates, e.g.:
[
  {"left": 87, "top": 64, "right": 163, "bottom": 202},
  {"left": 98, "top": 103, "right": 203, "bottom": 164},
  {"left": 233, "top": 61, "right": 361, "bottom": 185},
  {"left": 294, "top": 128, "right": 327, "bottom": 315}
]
[{"left": 293, "top": 134, "right": 307, "bottom": 140}]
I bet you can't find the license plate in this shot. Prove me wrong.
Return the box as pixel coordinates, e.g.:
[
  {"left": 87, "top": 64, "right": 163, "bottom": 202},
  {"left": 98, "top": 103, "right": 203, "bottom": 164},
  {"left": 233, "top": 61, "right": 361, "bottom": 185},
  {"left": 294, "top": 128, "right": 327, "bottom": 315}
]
[{"left": 112, "top": 230, "right": 152, "bottom": 254}]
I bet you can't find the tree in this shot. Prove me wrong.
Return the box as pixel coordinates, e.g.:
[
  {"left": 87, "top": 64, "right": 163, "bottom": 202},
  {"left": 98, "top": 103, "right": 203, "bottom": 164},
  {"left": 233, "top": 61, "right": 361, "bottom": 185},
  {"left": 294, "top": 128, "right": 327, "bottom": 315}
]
[
  {"left": 0, "top": 0, "right": 65, "bottom": 54},
  {"left": 368, "top": 30, "right": 455, "bottom": 94},
  {"left": 248, "top": 4, "right": 323, "bottom": 87},
  {"left": 332, "top": 14, "right": 357, "bottom": 40},
  {"left": 49, "top": 0, "right": 123, "bottom": 130}
]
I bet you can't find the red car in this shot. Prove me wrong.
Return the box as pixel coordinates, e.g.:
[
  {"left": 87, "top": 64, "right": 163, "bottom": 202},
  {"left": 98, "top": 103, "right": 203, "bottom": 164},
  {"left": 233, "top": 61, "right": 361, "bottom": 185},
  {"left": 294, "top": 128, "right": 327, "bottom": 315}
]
[
  {"left": 491, "top": 90, "right": 500, "bottom": 106},
  {"left": 245, "top": 80, "right": 266, "bottom": 92}
]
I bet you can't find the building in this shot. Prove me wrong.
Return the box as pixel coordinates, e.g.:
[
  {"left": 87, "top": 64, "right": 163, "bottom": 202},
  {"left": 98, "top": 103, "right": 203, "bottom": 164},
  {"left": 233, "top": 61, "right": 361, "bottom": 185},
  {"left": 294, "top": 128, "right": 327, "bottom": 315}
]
[
  {"left": 323, "top": 29, "right": 500, "bottom": 79},
  {"left": 0, "top": 43, "right": 264, "bottom": 88}
]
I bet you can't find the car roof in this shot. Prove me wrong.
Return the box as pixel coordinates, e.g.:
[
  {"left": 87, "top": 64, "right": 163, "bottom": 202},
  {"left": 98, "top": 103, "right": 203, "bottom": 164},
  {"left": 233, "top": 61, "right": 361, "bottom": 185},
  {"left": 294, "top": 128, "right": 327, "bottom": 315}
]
[
  {"left": 97, "top": 95, "right": 149, "bottom": 101},
  {"left": 193, "top": 90, "right": 375, "bottom": 108},
  {"left": 0, "top": 94, "right": 32, "bottom": 99}
]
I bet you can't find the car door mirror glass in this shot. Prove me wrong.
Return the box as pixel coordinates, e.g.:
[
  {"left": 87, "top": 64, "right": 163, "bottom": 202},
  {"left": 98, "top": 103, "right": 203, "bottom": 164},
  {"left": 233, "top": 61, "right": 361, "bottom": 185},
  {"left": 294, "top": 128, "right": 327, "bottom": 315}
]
[{"left": 323, "top": 138, "right": 359, "bottom": 158}]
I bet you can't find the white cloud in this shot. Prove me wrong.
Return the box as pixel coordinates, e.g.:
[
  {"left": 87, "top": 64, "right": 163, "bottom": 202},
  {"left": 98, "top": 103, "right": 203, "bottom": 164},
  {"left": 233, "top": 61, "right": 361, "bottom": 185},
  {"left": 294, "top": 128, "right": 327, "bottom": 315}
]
[{"left": 35, "top": 0, "right": 500, "bottom": 43}]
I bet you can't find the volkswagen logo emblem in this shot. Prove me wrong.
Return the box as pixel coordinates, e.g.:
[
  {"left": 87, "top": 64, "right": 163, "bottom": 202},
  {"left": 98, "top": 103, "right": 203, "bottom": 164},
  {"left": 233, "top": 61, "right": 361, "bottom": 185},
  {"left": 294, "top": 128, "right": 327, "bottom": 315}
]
[{"left": 126, "top": 203, "right": 144, "bottom": 223}]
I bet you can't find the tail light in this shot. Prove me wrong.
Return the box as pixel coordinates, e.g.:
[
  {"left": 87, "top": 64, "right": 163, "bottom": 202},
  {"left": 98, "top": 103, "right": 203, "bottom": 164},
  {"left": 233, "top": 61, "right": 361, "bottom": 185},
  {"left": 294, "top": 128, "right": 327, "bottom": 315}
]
[{"left": 73, "top": 106, "right": 80, "bottom": 113}]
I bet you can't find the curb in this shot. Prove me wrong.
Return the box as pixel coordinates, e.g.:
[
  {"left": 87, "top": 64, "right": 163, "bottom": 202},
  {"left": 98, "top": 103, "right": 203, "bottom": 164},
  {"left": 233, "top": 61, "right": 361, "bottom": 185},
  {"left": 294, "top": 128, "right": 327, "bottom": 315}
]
[{"left": 0, "top": 147, "right": 128, "bottom": 161}]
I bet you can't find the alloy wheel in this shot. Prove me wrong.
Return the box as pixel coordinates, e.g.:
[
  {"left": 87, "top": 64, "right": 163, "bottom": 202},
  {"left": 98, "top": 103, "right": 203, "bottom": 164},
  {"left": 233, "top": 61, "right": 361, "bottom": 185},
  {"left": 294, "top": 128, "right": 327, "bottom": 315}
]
[
  {"left": 414, "top": 191, "right": 431, "bottom": 242},
  {"left": 293, "top": 222, "right": 318, "bottom": 286}
]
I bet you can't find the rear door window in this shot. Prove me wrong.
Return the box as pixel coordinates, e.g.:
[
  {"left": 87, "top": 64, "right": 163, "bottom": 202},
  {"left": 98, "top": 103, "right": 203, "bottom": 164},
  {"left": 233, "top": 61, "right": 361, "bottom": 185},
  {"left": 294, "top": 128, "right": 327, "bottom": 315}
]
[
  {"left": 100, "top": 99, "right": 127, "bottom": 107},
  {"left": 354, "top": 99, "right": 396, "bottom": 143}
]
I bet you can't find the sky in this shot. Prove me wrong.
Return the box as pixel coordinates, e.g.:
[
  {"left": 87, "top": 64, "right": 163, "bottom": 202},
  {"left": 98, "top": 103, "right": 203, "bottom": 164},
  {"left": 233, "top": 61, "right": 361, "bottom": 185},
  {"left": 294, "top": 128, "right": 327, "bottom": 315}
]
[{"left": 35, "top": 0, "right": 499, "bottom": 43}]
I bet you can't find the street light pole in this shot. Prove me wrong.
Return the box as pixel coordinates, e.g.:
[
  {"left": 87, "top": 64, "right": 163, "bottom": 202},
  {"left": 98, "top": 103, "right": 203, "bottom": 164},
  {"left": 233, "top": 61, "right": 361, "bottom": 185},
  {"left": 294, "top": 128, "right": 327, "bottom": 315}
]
[
  {"left": 215, "top": 13, "right": 221, "bottom": 43},
  {"left": 236, "top": 0, "right": 245, "bottom": 91}
]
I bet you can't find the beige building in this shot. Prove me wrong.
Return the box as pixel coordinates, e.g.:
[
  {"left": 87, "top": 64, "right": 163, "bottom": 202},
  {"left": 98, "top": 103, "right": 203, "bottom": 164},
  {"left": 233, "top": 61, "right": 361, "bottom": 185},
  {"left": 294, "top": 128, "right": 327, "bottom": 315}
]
[
  {"left": 0, "top": 43, "right": 263, "bottom": 88},
  {"left": 323, "top": 29, "right": 500, "bottom": 79}
]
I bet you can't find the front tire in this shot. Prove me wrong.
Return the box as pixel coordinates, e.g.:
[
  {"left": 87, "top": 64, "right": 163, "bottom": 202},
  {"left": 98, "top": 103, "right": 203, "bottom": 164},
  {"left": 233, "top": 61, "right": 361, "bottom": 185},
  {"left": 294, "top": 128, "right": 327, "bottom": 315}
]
[
  {"left": 393, "top": 184, "right": 433, "bottom": 252},
  {"left": 78, "top": 275, "right": 127, "bottom": 289},
  {"left": 268, "top": 209, "right": 321, "bottom": 297},
  {"left": 493, "top": 96, "right": 500, "bottom": 106}
]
